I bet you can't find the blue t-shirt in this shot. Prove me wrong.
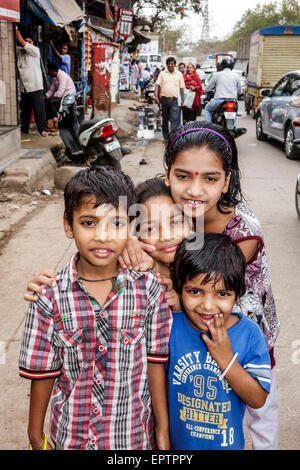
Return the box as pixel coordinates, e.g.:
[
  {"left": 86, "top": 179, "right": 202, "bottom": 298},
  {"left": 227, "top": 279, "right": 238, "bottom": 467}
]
[
  {"left": 167, "top": 312, "right": 271, "bottom": 450},
  {"left": 55, "top": 54, "right": 71, "bottom": 75}
]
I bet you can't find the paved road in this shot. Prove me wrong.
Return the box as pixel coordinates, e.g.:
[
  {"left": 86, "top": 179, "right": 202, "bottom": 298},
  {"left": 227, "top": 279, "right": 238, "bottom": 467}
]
[{"left": 0, "top": 109, "right": 299, "bottom": 450}]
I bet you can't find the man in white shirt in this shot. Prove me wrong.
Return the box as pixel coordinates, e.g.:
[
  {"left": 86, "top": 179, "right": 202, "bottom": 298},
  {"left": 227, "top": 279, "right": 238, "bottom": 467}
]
[
  {"left": 204, "top": 57, "right": 241, "bottom": 122},
  {"left": 16, "top": 27, "right": 48, "bottom": 137}
]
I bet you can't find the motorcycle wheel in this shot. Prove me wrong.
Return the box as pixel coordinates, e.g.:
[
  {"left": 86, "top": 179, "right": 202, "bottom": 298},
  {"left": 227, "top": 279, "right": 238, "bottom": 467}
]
[{"left": 296, "top": 175, "right": 300, "bottom": 220}]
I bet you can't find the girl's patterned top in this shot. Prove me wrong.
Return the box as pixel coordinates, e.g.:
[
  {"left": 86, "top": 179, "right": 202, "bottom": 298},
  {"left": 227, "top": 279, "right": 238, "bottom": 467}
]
[{"left": 224, "top": 203, "right": 280, "bottom": 350}]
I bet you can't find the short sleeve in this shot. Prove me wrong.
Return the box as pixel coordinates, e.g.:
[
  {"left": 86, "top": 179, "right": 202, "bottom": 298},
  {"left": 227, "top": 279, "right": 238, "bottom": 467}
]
[
  {"left": 156, "top": 72, "right": 162, "bottom": 86},
  {"left": 19, "top": 291, "right": 62, "bottom": 380},
  {"left": 242, "top": 322, "right": 271, "bottom": 393},
  {"left": 146, "top": 287, "right": 173, "bottom": 364}
]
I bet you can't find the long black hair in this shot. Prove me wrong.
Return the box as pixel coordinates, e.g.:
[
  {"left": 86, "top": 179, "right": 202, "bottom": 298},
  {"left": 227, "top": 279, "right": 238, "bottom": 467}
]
[{"left": 164, "top": 120, "right": 243, "bottom": 214}]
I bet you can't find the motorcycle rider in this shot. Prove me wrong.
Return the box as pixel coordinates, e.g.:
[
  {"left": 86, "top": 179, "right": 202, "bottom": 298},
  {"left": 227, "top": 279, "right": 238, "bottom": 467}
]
[{"left": 204, "top": 57, "right": 241, "bottom": 123}]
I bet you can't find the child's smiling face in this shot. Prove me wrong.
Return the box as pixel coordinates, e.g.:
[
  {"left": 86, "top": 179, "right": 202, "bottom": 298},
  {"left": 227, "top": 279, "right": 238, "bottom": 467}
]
[
  {"left": 165, "top": 146, "right": 231, "bottom": 219},
  {"left": 181, "top": 273, "right": 237, "bottom": 332},
  {"left": 139, "top": 194, "right": 192, "bottom": 265},
  {"left": 64, "top": 196, "right": 129, "bottom": 275}
]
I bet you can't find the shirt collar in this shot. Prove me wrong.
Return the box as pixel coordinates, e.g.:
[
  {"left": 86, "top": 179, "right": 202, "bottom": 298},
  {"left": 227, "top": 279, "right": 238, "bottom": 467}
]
[{"left": 60, "top": 252, "right": 146, "bottom": 293}]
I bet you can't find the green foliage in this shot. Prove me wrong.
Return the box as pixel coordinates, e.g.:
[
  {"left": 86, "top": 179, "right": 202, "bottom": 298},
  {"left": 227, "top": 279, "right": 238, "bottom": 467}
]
[
  {"left": 132, "top": 0, "right": 204, "bottom": 31},
  {"left": 229, "top": 0, "right": 300, "bottom": 45}
]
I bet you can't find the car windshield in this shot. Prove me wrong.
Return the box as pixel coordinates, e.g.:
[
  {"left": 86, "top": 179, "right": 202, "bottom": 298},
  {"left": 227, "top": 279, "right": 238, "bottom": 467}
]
[{"left": 150, "top": 55, "right": 161, "bottom": 62}]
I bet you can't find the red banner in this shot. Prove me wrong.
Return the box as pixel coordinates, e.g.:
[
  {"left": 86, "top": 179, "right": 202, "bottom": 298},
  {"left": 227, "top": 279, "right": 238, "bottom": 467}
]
[{"left": 0, "top": 0, "right": 20, "bottom": 22}]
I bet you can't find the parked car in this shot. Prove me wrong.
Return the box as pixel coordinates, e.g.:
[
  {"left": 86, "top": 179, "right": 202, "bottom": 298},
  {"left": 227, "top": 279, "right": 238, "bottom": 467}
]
[{"left": 256, "top": 71, "right": 300, "bottom": 159}]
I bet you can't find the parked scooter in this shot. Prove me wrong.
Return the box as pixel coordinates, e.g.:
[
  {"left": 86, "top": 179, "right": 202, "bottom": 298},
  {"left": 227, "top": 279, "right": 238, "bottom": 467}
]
[
  {"left": 57, "top": 92, "right": 123, "bottom": 168},
  {"left": 204, "top": 91, "right": 247, "bottom": 139},
  {"left": 144, "top": 78, "right": 155, "bottom": 104}
]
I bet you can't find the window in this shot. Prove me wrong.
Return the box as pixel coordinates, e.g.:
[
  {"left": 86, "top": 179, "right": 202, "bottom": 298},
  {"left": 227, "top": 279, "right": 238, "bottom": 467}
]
[
  {"left": 291, "top": 76, "right": 300, "bottom": 96},
  {"left": 272, "top": 75, "right": 293, "bottom": 97}
]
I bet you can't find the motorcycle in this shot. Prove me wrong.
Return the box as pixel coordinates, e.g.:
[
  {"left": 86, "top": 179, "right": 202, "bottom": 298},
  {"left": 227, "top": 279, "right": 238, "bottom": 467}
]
[
  {"left": 204, "top": 91, "right": 247, "bottom": 139},
  {"left": 144, "top": 78, "right": 155, "bottom": 104},
  {"left": 57, "top": 92, "right": 123, "bottom": 168}
]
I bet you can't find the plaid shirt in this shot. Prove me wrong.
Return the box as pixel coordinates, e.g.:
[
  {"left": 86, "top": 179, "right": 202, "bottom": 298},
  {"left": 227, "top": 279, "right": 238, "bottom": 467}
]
[{"left": 19, "top": 253, "right": 172, "bottom": 450}]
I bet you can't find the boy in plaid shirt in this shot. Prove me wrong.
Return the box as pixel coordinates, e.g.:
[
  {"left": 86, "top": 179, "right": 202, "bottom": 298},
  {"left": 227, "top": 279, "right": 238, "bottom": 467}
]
[{"left": 19, "top": 166, "right": 172, "bottom": 450}]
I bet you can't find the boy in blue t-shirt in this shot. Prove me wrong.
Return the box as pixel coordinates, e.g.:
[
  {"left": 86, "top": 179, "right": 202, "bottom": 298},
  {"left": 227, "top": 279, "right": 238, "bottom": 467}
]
[{"left": 168, "top": 233, "right": 271, "bottom": 450}]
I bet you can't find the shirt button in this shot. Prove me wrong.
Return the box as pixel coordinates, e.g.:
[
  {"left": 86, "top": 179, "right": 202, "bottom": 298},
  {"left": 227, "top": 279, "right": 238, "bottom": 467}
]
[
  {"left": 98, "top": 345, "right": 105, "bottom": 352},
  {"left": 96, "top": 377, "right": 102, "bottom": 384},
  {"left": 100, "top": 312, "right": 105, "bottom": 318},
  {"left": 93, "top": 407, "right": 99, "bottom": 415},
  {"left": 123, "top": 338, "right": 129, "bottom": 344},
  {"left": 91, "top": 438, "right": 96, "bottom": 444}
]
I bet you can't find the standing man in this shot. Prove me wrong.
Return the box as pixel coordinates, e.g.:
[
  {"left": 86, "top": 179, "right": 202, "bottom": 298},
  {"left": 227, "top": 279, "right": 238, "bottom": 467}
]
[
  {"left": 50, "top": 40, "right": 71, "bottom": 75},
  {"left": 16, "top": 27, "right": 48, "bottom": 137},
  {"left": 155, "top": 57, "right": 184, "bottom": 140}
]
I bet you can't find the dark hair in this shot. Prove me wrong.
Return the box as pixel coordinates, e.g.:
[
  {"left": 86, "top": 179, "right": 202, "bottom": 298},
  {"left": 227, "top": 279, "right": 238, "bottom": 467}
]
[
  {"left": 24, "top": 34, "right": 34, "bottom": 41},
  {"left": 166, "top": 57, "right": 176, "bottom": 65},
  {"left": 48, "top": 61, "right": 59, "bottom": 72},
  {"left": 134, "top": 177, "right": 172, "bottom": 237},
  {"left": 164, "top": 120, "right": 243, "bottom": 213},
  {"left": 171, "top": 233, "right": 246, "bottom": 299},
  {"left": 178, "top": 62, "right": 185, "bottom": 67},
  {"left": 135, "top": 177, "right": 171, "bottom": 205},
  {"left": 64, "top": 166, "right": 136, "bottom": 226}
]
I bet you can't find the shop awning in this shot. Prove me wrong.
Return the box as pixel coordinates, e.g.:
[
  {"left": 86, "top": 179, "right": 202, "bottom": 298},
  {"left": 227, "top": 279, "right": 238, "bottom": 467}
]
[{"left": 32, "top": 0, "right": 83, "bottom": 27}]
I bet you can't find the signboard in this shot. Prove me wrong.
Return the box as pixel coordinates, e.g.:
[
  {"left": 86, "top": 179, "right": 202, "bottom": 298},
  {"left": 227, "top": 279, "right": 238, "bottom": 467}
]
[
  {"left": 119, "top": 9, "right": 133, "bottom": 38},
  {"left": 0, "top": 0, "right": 20, "bottom": 22},
  {"left": 140, "top": 39, "right": 159, "bottom": 54}
]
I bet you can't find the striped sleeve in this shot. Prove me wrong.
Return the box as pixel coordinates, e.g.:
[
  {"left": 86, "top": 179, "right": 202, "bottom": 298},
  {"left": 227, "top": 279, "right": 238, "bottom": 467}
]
[
  {"left": 243, "top": 322, "right": 271, "bottom": 392},
  {"left": 19, "top": 290, "right": 62, "bottom": 380},
  {"left": 145, "top": 278, "right": 173, "bottom": 364}
]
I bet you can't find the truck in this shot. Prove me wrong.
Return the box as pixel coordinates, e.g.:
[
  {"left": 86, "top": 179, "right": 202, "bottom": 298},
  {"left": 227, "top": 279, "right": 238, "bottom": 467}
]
[
  {"left": 137, "top": 37, "right": 162, "bottom": 72},
  {"left": 245, "top": 25, "right": 300, "bottom": 117}
]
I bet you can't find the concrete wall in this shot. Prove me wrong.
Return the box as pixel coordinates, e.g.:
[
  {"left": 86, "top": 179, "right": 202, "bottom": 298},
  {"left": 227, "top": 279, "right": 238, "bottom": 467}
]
[{"left": 0, "top": 20, "right": 18, "bottom": 127}]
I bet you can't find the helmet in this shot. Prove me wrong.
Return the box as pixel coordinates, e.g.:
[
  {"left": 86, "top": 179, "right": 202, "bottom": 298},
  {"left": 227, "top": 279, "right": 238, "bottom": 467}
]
[{"left": 220, "top": 57, "right": 234, "bottom": 70}]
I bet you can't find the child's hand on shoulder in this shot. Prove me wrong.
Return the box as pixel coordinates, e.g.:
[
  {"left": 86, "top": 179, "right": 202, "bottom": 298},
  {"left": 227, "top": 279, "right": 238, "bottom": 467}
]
[
  {"left": 201, "top": 314, "right": 234, "bottom": 371},
  {"left": 118, "top": 236, "right": 155, "bottom": 272},
  {"left": 24, "top": 269, "right": 60, "bottom": 302},
  {"left": 156, "top": 273, "right": 181, "bottom": 311}
]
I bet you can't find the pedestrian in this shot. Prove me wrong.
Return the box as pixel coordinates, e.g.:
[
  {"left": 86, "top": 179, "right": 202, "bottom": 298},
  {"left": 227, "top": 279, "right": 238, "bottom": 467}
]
[
  {"left": 182, "top": 63, "right": 203, "bottom": 123},
  {"left": 140, "top": 66, "right": 151, "bottom": 95},
  {"left": 44, "top": 61, "right": 76, "bottom": 127},
  {"left": 164, "top": 121, "right": 280, "bottom": 450},
  {"left": 15, "top": 27, "right": 48, "bottom": 137},
  {"left": 178, "top": 63, "right": 185, "bottom": 74},
  {"left": 130, "top": 59, "right": 139, "bottom": 93},
  {"left": 50, "top": 40, "right": 71, "bottom": 75},
  {"left": 168, "top": 233, "right": 271, "bottom": 450},
  {"left": 177, "top": 63, "right": 186, "bottom": 125},
  {"left": 204, "top": 58, "right": 241, "bottom": 123},
  {"left": 19, "top": 166, "right": 172, "bottom": 450},
  {"left": 155, "top": 57, "right": 185, "bottom": 140}
]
